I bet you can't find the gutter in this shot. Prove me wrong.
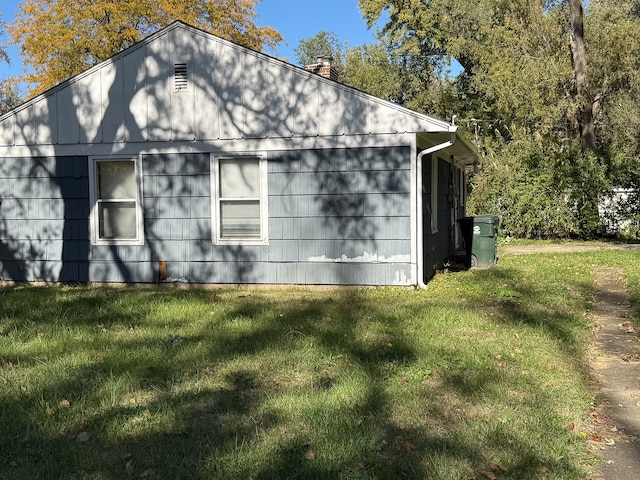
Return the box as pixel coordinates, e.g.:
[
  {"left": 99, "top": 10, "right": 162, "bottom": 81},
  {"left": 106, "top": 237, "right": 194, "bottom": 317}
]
[{"left": 416, "top": 127, "right": 457, "bottom": 289}]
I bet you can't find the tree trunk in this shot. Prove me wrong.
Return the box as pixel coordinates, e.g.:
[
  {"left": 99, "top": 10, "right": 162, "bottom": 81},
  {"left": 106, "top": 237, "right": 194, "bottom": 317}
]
[{"left": 568, "top": 0, "right": 595, "bottom": 150}]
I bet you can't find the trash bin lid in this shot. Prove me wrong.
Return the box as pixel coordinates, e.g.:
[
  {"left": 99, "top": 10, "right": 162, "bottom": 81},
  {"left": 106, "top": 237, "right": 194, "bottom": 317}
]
[{"left": 473, "top": 214, "right": 501, "bottom": 226}]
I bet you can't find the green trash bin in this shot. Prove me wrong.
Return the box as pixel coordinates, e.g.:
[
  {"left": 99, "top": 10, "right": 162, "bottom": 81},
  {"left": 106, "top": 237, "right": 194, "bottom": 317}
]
[{"left": 457, "top": 215, "right": 500, "bottom": 268}]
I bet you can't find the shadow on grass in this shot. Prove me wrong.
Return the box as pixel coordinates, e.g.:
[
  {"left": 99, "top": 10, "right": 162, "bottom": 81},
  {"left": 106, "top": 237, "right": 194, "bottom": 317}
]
[{"left": 0, "top": 277, "right": 594, "bottom": 479}]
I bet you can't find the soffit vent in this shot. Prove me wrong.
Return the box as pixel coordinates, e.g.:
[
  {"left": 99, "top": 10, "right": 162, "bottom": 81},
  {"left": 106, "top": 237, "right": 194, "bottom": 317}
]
[{"left": 174, "top": 63, "right": 188, "bottom": 91}]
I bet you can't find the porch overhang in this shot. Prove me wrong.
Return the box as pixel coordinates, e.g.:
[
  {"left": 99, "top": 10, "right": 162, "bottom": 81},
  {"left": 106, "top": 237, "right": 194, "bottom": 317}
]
[{"left": 417, "top": 129, "right": 479, "bottom": 167}]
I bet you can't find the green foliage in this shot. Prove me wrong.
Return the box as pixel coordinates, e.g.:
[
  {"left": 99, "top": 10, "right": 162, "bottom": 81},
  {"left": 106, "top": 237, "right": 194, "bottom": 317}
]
[
  {"left": 343, "top": 43, "right": 403, "bottom": 99},
  {"left": 9, "top": 0, "right": 282, "bottom": 94},
  {"left": 468, "top": 128, "right": 612, "bottom": 239},
  {"left": 357, "top": 0, "right": 640, "bottom": 239},
  {"left": 469, "top": 133, "right": 577, "bottom": 239},
  {"left": 0, "top": 80, "right": 23, "bottom": 115},
  {"left": 294, "top": 31, "right": 346, "bottom": 69}
]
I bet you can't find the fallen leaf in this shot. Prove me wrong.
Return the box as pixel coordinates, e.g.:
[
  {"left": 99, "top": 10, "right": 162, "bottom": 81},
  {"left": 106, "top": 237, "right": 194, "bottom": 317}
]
[
  {"left": 404, "top": 441, "right": 415, "bottom": 454},
  {"left": 46, "top": 408, "right": 55, "bottom": 416},
  {"left": 125, "top": 460, "right": 135, "bottom": 476},
  {"left": 536, "top": 465, "right": 548, "bottom": 473},
  {"left": 568, "top": 422, "right": 575, "bottom": 431},
  {"left": 138, "top": 469, "right": 154, "bottom": 478},
  {"left": 492, "top": 463, "right": 508, "bottom": 473},
  {"left": 479, "top": 470, "right": 497, "bottom": 479},
  {"left": 305, "top": 450, "right": 315, "bottom": 460},
  {"left": 59, "top": 399, "right": 71, "bottom": 408},
  {"left": 76, "top": 431, "right": 90, "bottom": 442},
  {"left": 590, "top": 433, "right": 603, "bottom": 442}
]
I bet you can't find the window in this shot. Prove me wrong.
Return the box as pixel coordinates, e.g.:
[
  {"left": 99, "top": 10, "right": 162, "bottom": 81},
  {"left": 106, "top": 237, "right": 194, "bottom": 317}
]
[
  {"left": 89, "top": 157, "right": 144, "bottom": 245},
  {"left": 212, "top": 154, "right": 268, "bottom": 244}
]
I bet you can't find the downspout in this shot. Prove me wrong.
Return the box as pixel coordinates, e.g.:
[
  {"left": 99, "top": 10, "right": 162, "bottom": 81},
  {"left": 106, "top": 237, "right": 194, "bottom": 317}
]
[{"left": 416, "top": 128, "right": 457, "bottom": 289}]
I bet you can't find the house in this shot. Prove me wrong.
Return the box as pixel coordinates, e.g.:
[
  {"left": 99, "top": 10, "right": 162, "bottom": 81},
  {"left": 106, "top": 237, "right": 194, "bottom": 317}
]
[{"left": 0, "top": 21, "right": 477, "bottom": 287}]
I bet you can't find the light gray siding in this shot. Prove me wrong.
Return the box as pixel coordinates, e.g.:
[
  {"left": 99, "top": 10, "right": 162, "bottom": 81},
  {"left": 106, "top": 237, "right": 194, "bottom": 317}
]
[
  {"left": 0, "top": 22, "right": 475, "bottom": 287},
  {"left": 0, "top": 147, "right": 413, "bottom": 285},
  {"left": 0, "top": 22, "right": 452, "bottom": 154}
]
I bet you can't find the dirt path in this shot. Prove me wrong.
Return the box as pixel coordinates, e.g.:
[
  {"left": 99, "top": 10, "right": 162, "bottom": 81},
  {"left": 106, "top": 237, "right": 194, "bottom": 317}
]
[{"left": 587, "top": 267, "right": 640, "bottom": 479}]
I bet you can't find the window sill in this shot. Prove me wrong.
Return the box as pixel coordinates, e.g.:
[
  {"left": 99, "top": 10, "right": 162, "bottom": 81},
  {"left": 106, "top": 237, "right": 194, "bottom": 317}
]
[
  {"left": 92, "top": 239, "right": 145, "bottom": 246},
  {"left": 213, "top": 238, "right": 269, "bottom": 246}
]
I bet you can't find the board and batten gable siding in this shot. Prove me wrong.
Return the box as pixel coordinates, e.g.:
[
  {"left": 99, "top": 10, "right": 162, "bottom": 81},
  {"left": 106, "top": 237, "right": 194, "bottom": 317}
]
[
  {"left": 0, "top": 147, "right": 413, "bottom": 285},
  {"left": 0, "top": 22, "right": 451, "bottom": 154}
]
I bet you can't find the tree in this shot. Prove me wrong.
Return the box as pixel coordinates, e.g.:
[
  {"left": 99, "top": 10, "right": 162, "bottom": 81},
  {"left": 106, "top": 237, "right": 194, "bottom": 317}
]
[
  {"left": 295, "top": 31, "right": 347, "bottom": 81},
  {"left": 9, "top": 0, "right": 282, "bottom": 94},
  {"left": 295, "top": 31, "right": 345, "bottom": 67},
  {"left": 568, "top": 0, "right": 595, "bottom": 150},
  {"left": 343, "top": 43, "right": 403, "bottom": 100},
  {"left": 0, "top": 12, "right": 9, "bottom": 65},
  {"left": 358, "top": 0, "right": 640, "bottom": 238},
  {"left": 0, "top": 80, "right": 22, "bottom": 115}
]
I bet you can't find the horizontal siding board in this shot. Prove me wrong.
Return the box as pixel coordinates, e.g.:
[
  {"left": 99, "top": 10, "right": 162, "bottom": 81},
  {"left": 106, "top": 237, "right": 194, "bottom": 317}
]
[
  {"left": 0, "top": 137, "right": 420, "bottom": 287},
  {"left": 268, "top": 151, "right": 300, "bottom": 173}
]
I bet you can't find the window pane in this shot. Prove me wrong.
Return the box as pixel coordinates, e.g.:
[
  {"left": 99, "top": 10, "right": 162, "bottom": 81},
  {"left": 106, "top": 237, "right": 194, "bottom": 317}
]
[
  {"left": 99, "top": 202, "right": 137, "bottom": 239},
  {"left": 98, "top": 161, "right": 136, "bottom": 199},
  {"left": 220, "top": 200, "right": 260, "bottom": 237},
  {"left": 219, "top": 159, "right": 259, "bottom": 198}
]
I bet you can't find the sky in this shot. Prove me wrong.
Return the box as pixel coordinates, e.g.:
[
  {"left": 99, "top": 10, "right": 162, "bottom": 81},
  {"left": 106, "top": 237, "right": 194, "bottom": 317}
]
[{"left": 0, "top": 0, "right": 381, "bottom": 81}]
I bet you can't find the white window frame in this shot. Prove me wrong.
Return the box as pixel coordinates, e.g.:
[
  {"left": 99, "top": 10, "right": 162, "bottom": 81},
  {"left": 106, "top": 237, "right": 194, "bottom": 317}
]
[
  {"left": 431, "top": 156, "right": 438, "bottom": 234},
  {"left": 211, "top": 153, "right": 269, "bottom": 245},
  {"left": 88, "top": 156, "right": 144, "bottom": 245}
]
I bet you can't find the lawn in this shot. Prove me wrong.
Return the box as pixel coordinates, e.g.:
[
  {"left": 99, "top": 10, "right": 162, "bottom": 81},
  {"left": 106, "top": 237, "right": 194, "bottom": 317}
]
[{"left": 1, "top": 250, "right": 638, "bottom": 479}]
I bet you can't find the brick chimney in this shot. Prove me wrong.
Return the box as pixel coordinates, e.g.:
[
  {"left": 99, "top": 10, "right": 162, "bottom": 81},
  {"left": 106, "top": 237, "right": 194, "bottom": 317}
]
[{"left": 304, "top": 56, "right": 339, "bottom": 82}]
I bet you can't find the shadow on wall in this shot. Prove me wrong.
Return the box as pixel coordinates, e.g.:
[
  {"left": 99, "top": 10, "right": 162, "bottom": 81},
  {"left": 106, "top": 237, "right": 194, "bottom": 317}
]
[{"left": 0, "top": 26, "right": 405, "bottom": 285}]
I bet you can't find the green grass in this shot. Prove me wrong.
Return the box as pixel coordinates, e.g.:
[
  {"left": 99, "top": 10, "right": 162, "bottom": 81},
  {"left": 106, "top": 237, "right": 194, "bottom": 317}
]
[{"left": 1, "top": 249, "right": 638, "bottom": 479}]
